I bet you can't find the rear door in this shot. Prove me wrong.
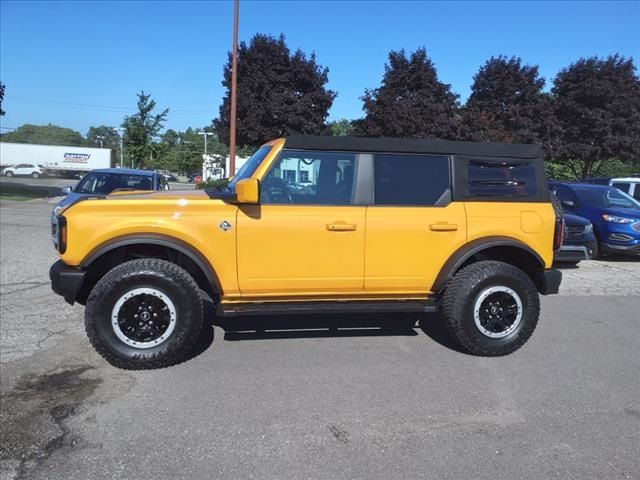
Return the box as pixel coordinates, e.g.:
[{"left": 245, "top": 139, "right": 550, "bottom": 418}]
[{"left": 364, "top": 154, "right": 467, "bottom": 295}]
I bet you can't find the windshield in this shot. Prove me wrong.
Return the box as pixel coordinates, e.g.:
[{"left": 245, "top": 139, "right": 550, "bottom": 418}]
[
  {"left": 75, "top": 172, "right": 154, "bottom": 194},
  {"left": 225, "top": 146, "right": 272, "bottom": 191},
  {"left": 574, "top": 186, "right": 640, "bottom": 209}
]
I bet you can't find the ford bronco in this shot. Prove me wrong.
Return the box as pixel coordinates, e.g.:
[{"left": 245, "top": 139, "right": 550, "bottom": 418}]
[{"left": 50, "top": 135, "right": 562, "bottom": 369}]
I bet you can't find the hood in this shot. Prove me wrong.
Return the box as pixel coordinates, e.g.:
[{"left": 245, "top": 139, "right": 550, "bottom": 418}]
[{"left": 563, "top": 213, "right": 591, "bottom": 226}]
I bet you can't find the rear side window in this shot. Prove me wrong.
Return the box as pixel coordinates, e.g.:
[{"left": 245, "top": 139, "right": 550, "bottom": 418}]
[
  {"left": 467, "top": 160, "right": 538, "bottom": 197},
  {"left": 373, "top": 154, "right": 450, "bottom": 206}
]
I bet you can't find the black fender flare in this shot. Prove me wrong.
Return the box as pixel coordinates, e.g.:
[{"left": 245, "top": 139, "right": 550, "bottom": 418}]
[
  {"left": 431, "top": 236, "right": 546, "bottom": 294},
  {"left": 81, "top": 233, "right": 222, "bottom": 293}
]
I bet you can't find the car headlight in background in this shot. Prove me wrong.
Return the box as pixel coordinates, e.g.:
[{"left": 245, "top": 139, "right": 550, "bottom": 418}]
[{"left": 602, "top": 214, "right": 634, "bottom": 224}]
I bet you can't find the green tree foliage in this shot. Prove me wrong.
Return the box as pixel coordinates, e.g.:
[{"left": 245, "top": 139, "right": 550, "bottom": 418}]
[
  {"left": 552, "top": 55, "right": 640, "bottom": 177},
  {"left": 156, "top": 128, "right": 226, "bottom": 174},
  {"left": 86, "top": 125, "right": 120, "bottom": 148},
  {"left": 121, "top": 91, "right": 168, "bottom": 169},
  {"left": 326, "top": 119, "right": 354, "bottom": 136},
  {"left": 213, "top": 34, "right": 336, "bottom": 148},
  {"left": 0, "top": 123, "right": 84, "bottom": 146},
  {"left": 0, "top": 82, "right": 5, "bottom": 116},
  {"left": 463, "top": 56, "right": 559, "bottom": 152},
  {"left": 357, "top": 48, "right": 461, "bottom": 139}
]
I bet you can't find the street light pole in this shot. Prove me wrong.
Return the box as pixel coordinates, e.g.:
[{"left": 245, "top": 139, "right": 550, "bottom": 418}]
[
  {"left": 197, "top": 131, "right": 214, "bottom": 155},
  {"left": 96, "top": 135, "right": 105, "bottom": 148},
  {"left": 229, "top": 0, "right": 239, "bottom": 177},
  {"left": 116, "top": 128, "right": 125, "bottom": 169}
]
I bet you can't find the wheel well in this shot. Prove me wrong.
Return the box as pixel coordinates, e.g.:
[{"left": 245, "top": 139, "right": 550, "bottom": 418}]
[
  {"left": 457, "top": 246, "right": 545, "bottom": 293},
  {"left": 76, "top": 244, "right": 218, "bottom": 305}
]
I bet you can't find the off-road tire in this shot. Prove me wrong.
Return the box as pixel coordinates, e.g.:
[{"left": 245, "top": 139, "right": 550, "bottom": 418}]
[
  {"left": 85, "top": 258, "right": 203, "bottom": 369},
  {"left": 441, "top": 260, "right": 540, "bottom": 356}
]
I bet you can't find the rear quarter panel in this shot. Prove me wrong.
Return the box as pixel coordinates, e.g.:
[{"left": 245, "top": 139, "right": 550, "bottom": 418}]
[{"left": 464, "top": 202, "right": 555, "bottom": 268}]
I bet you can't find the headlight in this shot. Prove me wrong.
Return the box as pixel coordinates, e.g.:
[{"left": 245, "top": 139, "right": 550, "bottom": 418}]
[
  {"left": 584, "top": 223, "right": 593, "bottom": 234},
  {"left": 602, "top": 214, "right": 634, "bottom": 224}
]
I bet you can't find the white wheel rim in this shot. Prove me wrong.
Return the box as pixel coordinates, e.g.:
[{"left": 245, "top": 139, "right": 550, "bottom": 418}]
[
  {"left": 111, "top": 287, "right": 177, "bottom": 349},
  {"left": 473, "top": 286, "right": 523, "bottom": 339}
]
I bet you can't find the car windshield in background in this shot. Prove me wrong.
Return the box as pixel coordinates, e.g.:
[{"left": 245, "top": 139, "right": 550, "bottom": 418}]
[
  {"left": 225, "top": 145, "right": 272, "bottom": 191},
  {"left": 574, "top": 186, "right": 640, "bottom": 209},
  {"left": 75, "top": 173, "right": 154, "bottom": 194}
]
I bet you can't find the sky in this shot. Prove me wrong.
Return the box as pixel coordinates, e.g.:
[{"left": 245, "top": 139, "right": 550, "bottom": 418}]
[{"left": 1, "top": 0, "right": 639, "bottom": 136}]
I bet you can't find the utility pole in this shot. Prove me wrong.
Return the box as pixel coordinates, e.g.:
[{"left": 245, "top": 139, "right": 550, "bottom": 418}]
[
  {"left": 116, "top": 127, "right": 125, "bottom": 169},
  {"left": 229, "top": 0, "right": 239, "bottom": 177},
  {"left": 197, "top": 131, "right": 214, "bottom": 155}
]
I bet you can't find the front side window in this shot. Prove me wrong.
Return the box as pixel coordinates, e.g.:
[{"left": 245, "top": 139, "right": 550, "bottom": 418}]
[
  {"left": 374, "top": 154, "right": 450, "bottom": 206},
  {"left": 468, "top": 160, "right": 538, "bottom": 197},
  {"left": 574, "top": 186, "right": 640, "bottom": 209},
  {"left": 261, "top": 150, "right": 356, "bottom": 205}
]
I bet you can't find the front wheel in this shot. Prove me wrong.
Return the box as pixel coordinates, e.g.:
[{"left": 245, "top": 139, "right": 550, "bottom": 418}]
[
  {"left": 31, "top": 172, "right": 40, "bottom": 178},
  {"left": 441, "top": 260, "right": 540, "bottom": 356},
  {"left": 5, "top": 171, "right": 13, "bottom": 177},
  {"left": 85, "top": 259, "right": 203, "bottom": 369}
]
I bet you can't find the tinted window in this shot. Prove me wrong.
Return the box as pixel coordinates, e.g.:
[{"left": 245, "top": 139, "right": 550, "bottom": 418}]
[
  {"left": 574, "top": 186, "right": 640, "bottom": 209},
  {"left": 612, "top": 182, "right": 630, "bottom": 193},
  {"left": 374, "top": 154, "right": 449, "bottom": 206},
  {"left": 633, "top": 185, "right": 640, "bottom": 201},
  {"left": 468, "top": 160, "right": 538, "bottom": 197},
  {"left": 75, "top": 173, "right": 154, "bottom": 194},
  {"left": 552, "top": 185, "right": 576, "bottom": 203},
  {"left": 261, "top": 150, "right": 356, "bottom": 205}
]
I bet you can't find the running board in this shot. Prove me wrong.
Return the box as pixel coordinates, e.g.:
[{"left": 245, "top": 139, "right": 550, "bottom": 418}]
[{"left": 217, "top": 300, "right": 439, "bottom": 317}]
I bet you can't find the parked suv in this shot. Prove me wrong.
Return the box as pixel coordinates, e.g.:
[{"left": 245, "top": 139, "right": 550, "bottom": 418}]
[
  {"left": 2, "top": 163, "right": 43, "bottom": 178},
  {"left": 549, "top": 182, "right": 640, "bottom": 257},
  {"left": 50, "top": 136, "right": 562, "bottom": 369},
  {"left": 581, "top": 176, "right": 640, "bottom": 200}
]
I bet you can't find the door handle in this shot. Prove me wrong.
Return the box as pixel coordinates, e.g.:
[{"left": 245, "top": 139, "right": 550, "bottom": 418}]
[
  {"left": 429, "top": 223, "right": 458, "bottom": 232},
  {"left": 327, "top": 222, "right": 357, "bottom": 232}
]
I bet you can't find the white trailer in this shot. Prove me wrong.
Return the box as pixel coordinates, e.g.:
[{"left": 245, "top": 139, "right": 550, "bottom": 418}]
[{"left": 0, "top": 142, "right": 114, "bottom": 176}]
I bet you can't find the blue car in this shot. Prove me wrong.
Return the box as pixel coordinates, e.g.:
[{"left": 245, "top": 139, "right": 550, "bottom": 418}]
[
  {"left": 549, "top": 182, "right": 640, "bottom": 257},
  {"left": 55, "top": 168, "right": 171, "bottom": 210},
  {"left": 555, "top": 212, "right": 596, "bottom": 264}
]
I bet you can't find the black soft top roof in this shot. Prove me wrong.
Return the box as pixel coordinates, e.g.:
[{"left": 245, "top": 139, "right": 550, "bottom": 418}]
[{"left": 284, "top": 135, "right": 543, "bottom": 160}]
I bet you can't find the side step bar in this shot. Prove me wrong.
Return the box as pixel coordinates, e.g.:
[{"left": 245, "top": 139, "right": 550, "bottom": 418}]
[{"left": 217, "top": 300, "right": 439, "bottom": 317}]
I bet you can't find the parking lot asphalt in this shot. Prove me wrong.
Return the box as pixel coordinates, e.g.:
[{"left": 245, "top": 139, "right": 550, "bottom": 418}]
[{"left": 1, "top": 198, "right": 638, "bottom": 480}]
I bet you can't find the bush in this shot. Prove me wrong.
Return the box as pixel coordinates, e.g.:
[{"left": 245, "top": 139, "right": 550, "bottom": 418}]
[{"left": 196, "top": 178, "right": 229, "bottom": 190}]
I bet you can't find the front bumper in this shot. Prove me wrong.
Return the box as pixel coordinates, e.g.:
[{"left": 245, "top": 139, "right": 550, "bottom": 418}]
[
  {"left": 50, "top": 260, "right": 85, "bottom": 305},
  {"left": 602, "top": 242, "right": 640, "bottom": 255},
  {"left": 554, "top": 242, "right": 595, "bottom": 263},
  {"left": 540, "top": 269, "right": 562, "bottom": 295}
]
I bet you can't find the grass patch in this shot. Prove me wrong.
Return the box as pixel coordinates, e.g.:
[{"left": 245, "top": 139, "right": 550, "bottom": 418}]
[{"left": 0, "top": 193, "right": 36, "bottom": 201}]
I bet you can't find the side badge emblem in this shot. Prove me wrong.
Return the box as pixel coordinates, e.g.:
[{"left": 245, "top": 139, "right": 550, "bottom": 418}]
[{"left": 219, "top": 220, "right": 232, "bottom": 232}]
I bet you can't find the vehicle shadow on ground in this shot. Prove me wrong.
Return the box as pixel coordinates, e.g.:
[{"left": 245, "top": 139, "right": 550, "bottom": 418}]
[{"left": 194, "top": 300, "right": 466, "bottom": 354}]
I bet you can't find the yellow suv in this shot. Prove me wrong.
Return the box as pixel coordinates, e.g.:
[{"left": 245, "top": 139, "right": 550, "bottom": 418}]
[{"left": 50, "top": 135, "right": 562, "bottom": 369}]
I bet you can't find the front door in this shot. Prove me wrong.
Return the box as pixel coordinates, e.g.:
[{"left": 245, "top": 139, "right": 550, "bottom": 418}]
[
  {"left": 364, "top": 153, "right": 467, "bottom": 294},
  {"left": 237, "top": 149, "right": 366, "bottom": 296}
]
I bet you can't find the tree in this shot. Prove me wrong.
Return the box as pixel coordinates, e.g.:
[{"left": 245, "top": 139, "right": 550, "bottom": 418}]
[
  {"left": 463, "top": 56, "right": 558, "bottom": 151},
  {"left": 121, "top": 91, "right": 168, "bottom": 168},
  {"left": 86, "top": 125, "right": 120, "bottom": 149},
  {"left": 357, "top": 48, "right": 461, "bottom": 140},
  {"left": 326, "top": 119, "right": 354, "bottom": 136},
  {"left": 0, "top": 82, "right": 5, "bottom": 116},
  {"left": 552, "top": 55, "right": 640, "bottom": 177},
  {"left": 213, "top": 34, "right": 336, "bottom": 147},
  {"left": 0, "top": 123, "right": 84, "bottom": 146}
]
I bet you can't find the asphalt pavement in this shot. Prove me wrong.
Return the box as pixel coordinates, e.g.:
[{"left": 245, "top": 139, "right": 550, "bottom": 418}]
[{"left": 1, "top": 199, "right": 638, "bottom": 480}]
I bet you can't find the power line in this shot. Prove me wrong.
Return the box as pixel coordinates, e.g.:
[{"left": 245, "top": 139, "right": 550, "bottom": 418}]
[{"left": 5, "top": 96, "right": 214, "bottom": 115}]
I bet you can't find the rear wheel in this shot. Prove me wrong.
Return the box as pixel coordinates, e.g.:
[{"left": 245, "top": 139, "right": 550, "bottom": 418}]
[
  {"left": 85, "top": 259, "right": 203, "bottom": 369},
  {"left": 442, "top": 260, "right": 540, "bottom": 356}
]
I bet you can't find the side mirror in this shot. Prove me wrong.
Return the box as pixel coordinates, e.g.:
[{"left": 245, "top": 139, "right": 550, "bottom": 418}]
[
  {"left": 235, "top": 178, "right": 260, "bottom": 204},
  {"left": 62, "top": 186, "right": 72, "bottom": 195},
  {"left": 561, "top": 199, "right": 576, "bottom": 208}
]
